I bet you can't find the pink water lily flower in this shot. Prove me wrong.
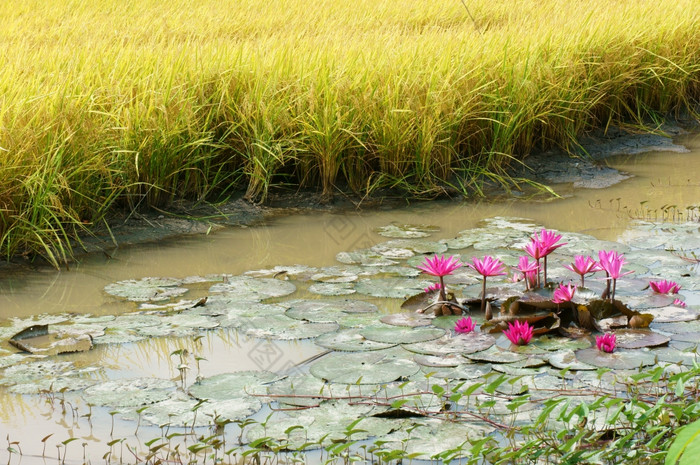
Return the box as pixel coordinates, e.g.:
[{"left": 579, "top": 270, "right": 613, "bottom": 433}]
[
  {"left": 673, "top": 298, "right": 686, "bottom": 308},
  {"left": 418, "top": 255, "right": 462, "bottom": 301},
  {"left": 596, "top": 333, "right": 616, "bottom": 353},
  {"left": 525, "top": 229, "right": 567, "bottom": 288},
  {"left": 516, "top": 256, "right": 539, "bottom": 291},
  {"left": 424, "top": 282, "right": 443, "bottom": 294},
  {"left": 418, "top": 255, "right": 463, "bottom": 277},
  {"left": 503, "top": 320, "right": 533, "bottom": 346},
  {"left": 564, "top": 255, "right": 600, "bottom": 288},
  {"left": 455, "top": 316, "right": 476, "bottom": 333},
  {"left": 649, "top": 279, "right": 681, "bottom": 295},
  {"left": 552, "top": 282, "right": 576, "bottom": 305},
  {"left": 597, "top": 250, "right": 633, "bottom": 302},
  {"left": 468, "top": 256, "right": 507, "bottom": 313}
]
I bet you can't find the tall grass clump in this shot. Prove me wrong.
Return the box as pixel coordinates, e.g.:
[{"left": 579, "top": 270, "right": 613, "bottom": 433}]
[{"left": 0, "top": 0, "right": 699, "bottom": 264}]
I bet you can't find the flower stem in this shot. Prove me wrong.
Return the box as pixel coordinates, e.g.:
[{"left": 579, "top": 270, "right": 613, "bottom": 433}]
[
  {"left": 611, "top": 278, "right": 617, "bottom": 302},
  {"left": 439, "top": 276, "right": 446, "bottom": 302},
  {"left": 543, "top": 256, "right": 548, "bottom": 287},
  {"left": 481, "top": 277, "right": 487, "bottom": 313}
]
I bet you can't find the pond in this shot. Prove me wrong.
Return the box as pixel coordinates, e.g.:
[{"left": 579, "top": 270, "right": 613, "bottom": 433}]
[{"left": 1, "top": 133, "right": 699, "bottom": 464}]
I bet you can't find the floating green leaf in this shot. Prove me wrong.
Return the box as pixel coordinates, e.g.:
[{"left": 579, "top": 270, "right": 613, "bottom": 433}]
[
  {"left": 83, "top": 377, "right": 177, "bottom": 408},
  {"left": 403, "top": 332, "right": 495, "bottom": 355},
  {"left": 310, "top": 352, "right": 419, "bottom": 384},
  {"left": 314, "top": 328, "right": 396, "bottom": 352},
  {"left": 104, "top": 277, "right": 187, "bottom": 302},
  {"left": 360, "top": 325, "right": 445, "bottom": 344},
  {"left": 210, "top": 276, "right": 296, "bottom": 300}
]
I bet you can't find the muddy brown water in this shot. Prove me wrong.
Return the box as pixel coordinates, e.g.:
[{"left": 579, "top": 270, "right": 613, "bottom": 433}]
[{"left": 0, "top": 133, "right": 699, "bottom": 463}]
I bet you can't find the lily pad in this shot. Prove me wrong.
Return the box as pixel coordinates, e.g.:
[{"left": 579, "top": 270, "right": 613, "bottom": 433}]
[
  {"left": 413, "top": 354, "right": 465, "bottom": 367},
  {"left": 371, "top": 239, "right": 447, "bottom": 258},
  {"left": 83, "top": 377, "right": 177, "bottom": 408},
  {"left": 547, "top": 350, "right": 597, "bottom": 371},
  {"left": 613, "top": 329, "right": 670, "bottom": 349},
  {"left": 355, "top": 278, "right": 433, "bottom": 299},
  {"left": 624, "top": 294, "right": 676, "bottom": 310},
  {"left": 403, "top": 332, "right": 495, "bottom": 355},
  {"left": 641, "top": 306, "right": 700, "bottom": 323},
  {"left": 380, "top": 312, "right": 434, "bottom": 327},
  {"left": 314, "top": 328, "right": 396, "bottom": 352},
  {"left": 360, "top": 325, "right": 445, "bottom": 345},
  {"left": 245, "top": 401, "right": 380, "bottom": 450},
  {"left": 239, "top": 315, "right": 338, "bottom": 340},
  {"left": 381, "top": 417, "right": 494, "bottom": 459},
  {"left": 575, "top": 348, "right": 656, "bottom": 369},
  {"left": 465, "top": 346, "right": 527, "bottom": 363},
  {"left": 188, "top": 371, "right": 284, "bottom": 401},
  {"left": 267, "top": 374, "right": 330, "bottom": 407},
  {"left": 104, "top": 277, "right": 187, "bottom": 302},
  {"left": 307, "top": 282, "right": 356, "bottom": 296},
  {"left": 336, "top": 249, "right": 398, "bottom": 266},
  {"left": 210, "top": 276, "right": 296, "bottom": 300},
  {"left": 423, "top": 363, "right": 493, "bottom": 380},
  {"left": 131, "top": 391, "right": 262, "bottom": 427},
  {"left": 534, "top": 336, "right": 591, "bottom": 352},
  {"left": 245, "top": 265, "right": 317, "bottom": 281},
  {"left": 375, "top": 224, "right": 439, "bottom": 238},
  {"left": 1, "top": 360, "right": 75, "bottom": 386},
  {"left": 310, "top": 352, "right": 420, "bottom": 384},
  {"left": 285, "top": 299, "right": 377, "bottom": 324}
]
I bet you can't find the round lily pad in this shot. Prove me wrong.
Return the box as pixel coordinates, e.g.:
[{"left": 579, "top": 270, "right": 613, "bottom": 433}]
[
  {"left": 423, "top": 363, "right": 493, "bottom": 380},
  {"left": 266, "top": 374, "right": 330, "bottom": 407},
  {"left": 375, "top": 224, "right": 439, "bottom": 238},
  {"left": 355, "top": 278, "right": 433, "bottom": 299},
  {"left": 209, "top": 276, "right": 296, "bottom": 301},
  {"left": 380, "top": 312, "right": 434, "bottom": 327},
  {"left": 413, "top": 354, "right": 465, "bottom": 367},
  {"left": 310, "top": 352, "right": 420, "bottom": 384},
  {"left": 127, "top": 391, "right": 262, "bottom": 427},
  {"left": 285, "top": 299, "right": 377, "bottom": 324},
  {"left": 403, "top": 332, "right": 495, "bottom": 355},
  {"left": 83, "top": 377, "right": 177, "bottom": 408},
  {"left": 613, "top": 329, "right": 670, "bottom": 349},
  {"left": 371, "top": 239, "right": 447, "bottom": 258},
  {"left": 244, "top": 265, "right": 317, "bottom": 281},
  {"left": 245, "top": 401, "right": 380, "bottom": 450},
  {"left": 465, "top": 346, "right": 527, "bottom": 363},
  {"left": 336, "top": 249, "right": 397, "bottom": 266},
  {"left": 547, "top": 350, "right": 597, "bottom": 371},
  {"left": 189, "top": 371, "right": 284, "bottom": 401},
  {"left": 314, "top": 328, "right": 396, "bottom": 352},
  {"left": 239, "top": 315, "right": 338, "bottom": 340},
  {"left": 624, "top": 294, "right": 676, "bottom": 310},
  {"left": 308, "top": 282, "right": 356, "bottom": 296},
  {"left": 431, "top": 314, "right": 483, "bottom": 331},
  {"left": 641, "top": 306, "right": 700, "bottom": 323},
  {"left": 360, "top": 325, "right": 445, "bottom": 344},
  {"left": 104, "top": 277, "right": 187, "bottom": 302},
  {"left": 381, "top": 418, "right": 494, "bottom": 459},
  {"left": 575, "top": 348, "right": 656, "bottom": 369},
  {"left": 1, "top": 360, "right": 75, "bottom": 386},
  {"left": 534, "top": 336, "right": 591, "bottom": 352}
]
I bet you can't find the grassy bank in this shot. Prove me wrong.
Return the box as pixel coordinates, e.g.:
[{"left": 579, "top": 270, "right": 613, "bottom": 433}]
[{"left": 1, "top": 0, "right": 699, "bottom": 265}]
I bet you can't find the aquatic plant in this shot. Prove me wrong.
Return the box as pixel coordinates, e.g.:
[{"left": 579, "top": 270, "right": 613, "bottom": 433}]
[
  {"left": 564, "top": 255, "right": 600, "bottom": 288},
  {"left": 596, "top": 333, "right": 617, "bottom": 353},
  {"left": 597, "top": 250, "right": 633, "bottom": 302},
  {"left": 467, "top": 255, "right": 506, "bottom": 312},
  {"left": 552, "top": 282, "right": 576, "bottom": 313},
  {"left": 454, "top": 316, "right": 476, "bottom": 333},
  {"left": 525, "top": 229, "right": 566, "bottom": 287},
  {"left": 649, "top": 279, "right": 681, "bottom": 294},
  {"left": 515, "top": 255, "right": 539, "bottom": 291},
  {"left": 418, "top": 255, "right": 462, "bottom": 301},
  {"left": 423, "top": 282, "right": 443, "bottom": 293},
  {"left": 673, "top": 298, "right": 687, "bottom": 308},
  {"left": 503, "top": 320, "right": 533, "bottom": 346}
]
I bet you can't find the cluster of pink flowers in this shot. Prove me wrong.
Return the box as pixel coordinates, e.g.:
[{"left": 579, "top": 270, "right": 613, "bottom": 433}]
[
  {"left": 417, "top": 226, "right": 684, "bottom": 352},
  {"left": 523, "top": 229, "right": 566, "bottom": 288}
]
